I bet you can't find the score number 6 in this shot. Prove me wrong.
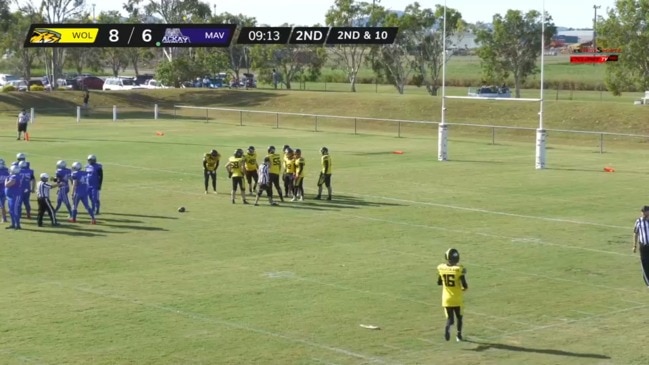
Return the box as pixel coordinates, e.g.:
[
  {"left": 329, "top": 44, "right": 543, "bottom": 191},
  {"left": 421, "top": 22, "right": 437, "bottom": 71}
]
[{"left": 142, "top": 29, "right": 152, "bottom": 42}]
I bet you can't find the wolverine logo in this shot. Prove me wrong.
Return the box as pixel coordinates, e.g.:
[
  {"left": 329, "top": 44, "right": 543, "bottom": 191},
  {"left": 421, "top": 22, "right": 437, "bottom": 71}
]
[{"left": 30, "top": 29, "right": 61, "bottom": 43}]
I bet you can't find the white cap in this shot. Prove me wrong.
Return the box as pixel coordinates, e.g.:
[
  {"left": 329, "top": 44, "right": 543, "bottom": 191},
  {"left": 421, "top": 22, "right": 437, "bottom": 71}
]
[{"left": 40, "top": 173, "right": 49, "bottom": 179}]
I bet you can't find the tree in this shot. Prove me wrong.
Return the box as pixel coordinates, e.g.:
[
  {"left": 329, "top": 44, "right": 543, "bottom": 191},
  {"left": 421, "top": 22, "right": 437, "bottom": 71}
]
[
  {"left": 597, "top": 0, "right": 649, "bottom": 95},
  {"left": 98, "top": 11, "right": 129, "bottom": 77},
  {"left": 156, "top": 56, "right": 205, "bottom": 87},
  {"left": 0, "top": 0, "right": 10, "bottom": 32},
  {"left": 475, "top": 10, "right": 556, "bottom": 98},
  {"left": 203, "top": 12, "right": 257, "bottom": 80},
  {"left": 64, "top": 13, "right": 103, "bottom": 75},
  {"left": 1, "top": 11, "right": 40, "bottom": 84},
  {"left": 17, "top": 0, "right": 86, "bottom": 88},
  {"left": 370, "top": 3, "right": 437, "bottom": 94},
  {"left": 325, "top": 0, "right": 376, "bottom": 92},
  {"left": 405, "top": 3, "right": 464, "bottom": 96},
  {"left": 251, "top": 36, "right": 327, "bottom": 89},
  {"left": 122, "top": 0, "right": 155, "bottom": 76},
  {"left": 144, "top": 0, "right": 212, "bottom": 61}
]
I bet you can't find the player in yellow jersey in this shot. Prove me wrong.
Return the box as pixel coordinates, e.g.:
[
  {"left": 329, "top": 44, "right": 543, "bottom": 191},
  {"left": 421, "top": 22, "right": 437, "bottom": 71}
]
[
  {"left": 225, "top": 148, "right": 248, "bottom": 204},
  {"left": 283, "top": 148, "right": 295, "bottom": 199},
  {"left": 315, "top": 146, "right": 332, "bottom": 201},
  {"left": 437, "top": 248, "right": 468, "bottom": 342},
  {"left": 244, "top": 146, "right": 259, "bottom": 195},
  {"left": 202, "top": 149, "right": 220, "bottom": 194},
  {"left": 292, "top": 148, "right": 305, "bottom": 202},
  {"left": 265, "top": 146, "right": 284, "bottom": 202}
]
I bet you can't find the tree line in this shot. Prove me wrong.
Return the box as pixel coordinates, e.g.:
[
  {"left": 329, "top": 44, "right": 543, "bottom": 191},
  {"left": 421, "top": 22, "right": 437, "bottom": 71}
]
[{"left": 0, "top": 0, "right": 647, "bottom": 96}]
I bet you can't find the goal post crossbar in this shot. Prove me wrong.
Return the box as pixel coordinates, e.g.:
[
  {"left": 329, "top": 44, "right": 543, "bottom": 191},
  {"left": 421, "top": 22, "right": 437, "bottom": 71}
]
[{"left": 444, "top": 96, "right": 542, "bottom": 102}]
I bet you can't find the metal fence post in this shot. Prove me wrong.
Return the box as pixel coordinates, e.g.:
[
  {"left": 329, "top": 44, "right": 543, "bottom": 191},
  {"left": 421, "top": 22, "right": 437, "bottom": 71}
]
[
  {"left": 398, "top": 121, "right": 401, "bottom": 138},
  {"left": 113, "top": 105, "right": 117, "bottom": 121},
  {"left": 154, "top": 104, "right": 158, "bottom": 120},
  {"left": 240, "top": 110, "right": 243, "bottom": 126},
  {"left": 354, "top": 118, "right": 357, "bottom": 135},
  {"left": 492, "top": 127, "right": 496, "bottom": 145},
  {"left": 315, "top": 115, "right": 318, "bottom": 132},
  {"left": 599, "top": 133, "right": 604, "bottom": 154},
  {"left": 76, "top": 106, "right": 81, "bottom": 123},
  {"left": 30, "top": 107, "right": 35, "bottom": 124},
  {"left": 276, "top": 113, "right": 279, "bottom": 129},
  {"left": 173, "top": 105, "right": 177, "bottom": 119},
  {"left": 205, "top": 108, "right": 209, "bottom": 122}
]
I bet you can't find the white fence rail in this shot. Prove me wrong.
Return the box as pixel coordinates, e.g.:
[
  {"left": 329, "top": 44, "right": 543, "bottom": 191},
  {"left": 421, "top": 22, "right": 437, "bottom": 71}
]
[{"left": 172, "top": 105, "right": 649, "bottom": 154}]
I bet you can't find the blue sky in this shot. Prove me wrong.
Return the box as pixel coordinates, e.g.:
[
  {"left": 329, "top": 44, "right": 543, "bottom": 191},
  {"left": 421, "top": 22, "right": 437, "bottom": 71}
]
[{"left": 90, "top": 0, "right": 617, "bottom": 28}]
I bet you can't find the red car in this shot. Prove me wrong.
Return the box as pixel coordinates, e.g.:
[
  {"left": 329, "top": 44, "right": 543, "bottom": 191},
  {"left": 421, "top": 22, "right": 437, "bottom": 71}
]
[{"left": 76, "top": 76, "right": 104, "bottom": 90}]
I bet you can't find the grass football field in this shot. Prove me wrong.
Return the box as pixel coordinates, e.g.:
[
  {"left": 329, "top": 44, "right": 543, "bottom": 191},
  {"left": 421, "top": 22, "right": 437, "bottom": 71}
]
[{"left": 1, "top": 112, "right": 648, "bottom": 365}]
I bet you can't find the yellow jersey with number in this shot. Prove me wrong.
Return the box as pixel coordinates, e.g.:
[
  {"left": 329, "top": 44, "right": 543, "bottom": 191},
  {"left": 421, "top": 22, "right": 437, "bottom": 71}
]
[
  {"left": 204, "top": 153, "right": 220, "bottom": 171},
  {"left": 228, "top": 156, "right": 245, "bottom": 177},
  {"left": 437, "top": 264, "right": 467, "bottom": 307},
  {"left": 244, "top": 152, "right": 258, "bottom": 171},
  {"left": 267, "top": 153, "right": 281, "bottom": 174}
]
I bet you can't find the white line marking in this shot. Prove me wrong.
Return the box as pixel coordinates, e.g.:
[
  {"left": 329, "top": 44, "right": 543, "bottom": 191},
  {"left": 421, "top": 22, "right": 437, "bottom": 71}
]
[
  {"left": 311, "top": 358, "right": 343, "bottom": 365},
  {"left": 333, "top": 212, "right": 629, "bottom": 257},
  {"left": 64, "top": 284, "right": 396, "bottom": 365}
]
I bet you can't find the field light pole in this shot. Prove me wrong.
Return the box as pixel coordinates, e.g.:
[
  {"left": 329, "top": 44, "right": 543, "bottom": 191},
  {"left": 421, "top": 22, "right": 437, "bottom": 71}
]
[
  {"left": 535, "top": 0, "right": 547, "bottom": 169},
  {"left": 593, "top": 5, "right": 601, "bottom": 50},
  {"left": 437, "top": 0, "right": 448, "bottom": 161}
]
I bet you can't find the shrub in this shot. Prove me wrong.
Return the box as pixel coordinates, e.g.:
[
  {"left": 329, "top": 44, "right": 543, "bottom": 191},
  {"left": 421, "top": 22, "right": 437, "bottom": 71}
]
[
  {"left": 1, "top": 85, "right": 16, "bottom": 92},
  {"left": 29, "top": 85, "right": 45, "bottom": 91}
]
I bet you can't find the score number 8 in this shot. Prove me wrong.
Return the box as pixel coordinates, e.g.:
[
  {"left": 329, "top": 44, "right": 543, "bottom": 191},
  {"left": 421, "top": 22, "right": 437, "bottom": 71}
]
[{"left": 108, "top": 29, "right": 153, "bottom": 42}]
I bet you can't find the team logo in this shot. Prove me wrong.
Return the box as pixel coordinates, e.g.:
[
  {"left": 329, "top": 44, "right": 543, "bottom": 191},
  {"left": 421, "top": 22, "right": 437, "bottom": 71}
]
[
  {"left": 30, "top": 28, "right": 61, "bottom": 43},
  {"left": 161, "top": 28, "right": 190, "bottom": 44}
]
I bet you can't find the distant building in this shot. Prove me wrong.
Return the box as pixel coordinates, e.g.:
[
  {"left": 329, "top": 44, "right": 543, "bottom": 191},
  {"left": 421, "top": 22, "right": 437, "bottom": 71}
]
[
  {"left": 448, "top": 32, "right": 478, "bottom": 49},
  {"left": 556, "top": 30, "right": 593, "bottom": 44}
]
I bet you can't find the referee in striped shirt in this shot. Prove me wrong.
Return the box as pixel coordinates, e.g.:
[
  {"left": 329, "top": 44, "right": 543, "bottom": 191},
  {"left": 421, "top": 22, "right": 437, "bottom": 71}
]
[
  {"left": 254, "top": 157, "right": 278, "bottom": 206},
  {"left": 633, "top": 205, "right": 649, "bottom": 287},
  {"left": 36, "top": 173, "right": 59, "bottom": 227}
]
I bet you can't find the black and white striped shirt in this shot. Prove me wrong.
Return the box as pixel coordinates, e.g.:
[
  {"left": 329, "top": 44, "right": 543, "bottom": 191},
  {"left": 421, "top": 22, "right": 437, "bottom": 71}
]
[
  {"left": 258, "top": 164, "right": 269, "bottom": 185},
  {"left": 37, "top": 181, "right": 52, "bottom": 199},
  {"left": 634, "top": 218, "right": 649, "bottom": 245}
]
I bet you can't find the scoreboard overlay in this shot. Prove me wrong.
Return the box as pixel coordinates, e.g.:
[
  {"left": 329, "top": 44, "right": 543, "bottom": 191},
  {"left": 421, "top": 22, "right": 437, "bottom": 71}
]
[{"left": 24, "top": 24, "right": 398, "bottom": 47}]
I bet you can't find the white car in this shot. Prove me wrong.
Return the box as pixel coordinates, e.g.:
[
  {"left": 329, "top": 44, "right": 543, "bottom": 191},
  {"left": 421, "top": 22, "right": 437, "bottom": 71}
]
[
  {"left": 143, "top": 79, "right": 169, "bottom": 89},
  {"left": 5, "top": 80, "right": 28, "bottom": 91},
  {"left": 0, "top": 74, "right": 19, "bottom": 86},
  {"left": 103, "top": 77, "right": 144, "bottom": 91}
]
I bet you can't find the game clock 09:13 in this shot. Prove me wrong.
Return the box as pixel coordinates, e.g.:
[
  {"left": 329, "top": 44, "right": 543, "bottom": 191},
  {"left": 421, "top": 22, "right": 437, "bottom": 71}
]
[{"left": 237, "top": 27, "right": 292, "bottom": 44}]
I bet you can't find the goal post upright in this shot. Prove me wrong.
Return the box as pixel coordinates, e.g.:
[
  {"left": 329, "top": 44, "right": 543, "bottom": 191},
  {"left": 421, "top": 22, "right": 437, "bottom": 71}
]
[
  {"left": 535, "top": 0, "right": 547, "bottom": 170},
  {"left": 438, "top": 0, "right": 448, "bottom": 161}
]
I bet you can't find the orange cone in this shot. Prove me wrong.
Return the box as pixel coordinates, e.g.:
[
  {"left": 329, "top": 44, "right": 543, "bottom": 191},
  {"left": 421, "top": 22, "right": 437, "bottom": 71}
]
[
  {"left": 392, "top": 150, "right": 404, "bottom": 154},
  {"left": 24, "top": 132, "right": 29, "bottom": 141},
  {"left": 603, "top": 166, "right": 615, "bottom": 172}
]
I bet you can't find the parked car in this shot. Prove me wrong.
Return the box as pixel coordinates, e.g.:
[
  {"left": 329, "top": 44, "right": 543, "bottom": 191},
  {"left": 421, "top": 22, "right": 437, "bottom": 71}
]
[
  {"left": 5, "top": 80, "right": 28, "bottom": 91},
  {"left": 143, "top": 79, "right": 170, "bottom": 89},
  {"left": 103, "top": 77, "right": 143, "bottom": 91},
  {"left": 468, "top": 85, "right": 511, "bottom": 98},
  {"left": 134, "top": 74, "right": 154, "bottom": 86},
  {"left": 76, "top": 76, "right": 104, "bottom": 90},
  {"left": 0, "top": 74, "right": 19, "bottom": 86},
  {"left": 242, "top": 73, "right": 257, "bottom": 88}
]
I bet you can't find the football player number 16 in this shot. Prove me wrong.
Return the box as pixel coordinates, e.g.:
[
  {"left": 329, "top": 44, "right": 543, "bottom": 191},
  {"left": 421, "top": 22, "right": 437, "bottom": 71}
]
[{"left": 442, "top": 274, "right": 455, "bottom": 286}]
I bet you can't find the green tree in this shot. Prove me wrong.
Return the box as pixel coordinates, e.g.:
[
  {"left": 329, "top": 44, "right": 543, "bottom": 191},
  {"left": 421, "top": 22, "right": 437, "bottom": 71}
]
[
  {"left": 98, "top": 11, "right": 130, "bottom": 77},
  {"left": 0, "top": 0, "right": 10, "bottom": 32},
  {"left": 370, "top": 4, "right": 436, "bottom": 94},
  {"left": 405, "top": 3, "right": 464, "bottom": 96},
  {"left": 325, "top": 0, "right": 376, "bottom": 92},
  {"left": 64, "top": 13, "right": 103, "bottom": 75},
  {"left": 144, "top": 0, "right": 212, "bottom": 61},
  {"left": 17, "top": 0, "right": 86, "bottom": 88},
  {"left": 1, "top": 11, "right": 40, "bottom": 83},
  {"left": 597, "top": 0, "right": 649, "bottom": 95},
  {"left": 475, "top": 9, "right": 556, "bottom": 98},
  {"left": 207, "top": 12, "right": 256, "bottom": 79},
  {"left": 251, "top": 36, "right": 327, "bottom": 89},
  {"left": 156, "top": 56, "right": 205, "bottom": 87},
  {"left": 122, "top": 0, "right": 155, "bottom": 76}
]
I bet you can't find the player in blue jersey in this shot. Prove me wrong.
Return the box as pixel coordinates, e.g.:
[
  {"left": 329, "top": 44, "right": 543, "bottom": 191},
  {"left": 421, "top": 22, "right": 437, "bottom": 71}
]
[
  {"left": 53, "top": 160, "right": 72, "bottom": 218},
  {"left": 0, "top": 159, "right": 9, "bottom": 223},
  {"left": 70, "top": 162, "right": 96, "bottom": 224},
  {"left": 15, "top": 152, "right": 30, "bottom": 168},
  {"left": 18, "top": 161, "right": 35, "bottom": 219},
  {"left": 85, "top": 154, "right": 103, "bottom": 215},
  {"left": 4, "top": 164, "right": 23, "bottom": 229}
]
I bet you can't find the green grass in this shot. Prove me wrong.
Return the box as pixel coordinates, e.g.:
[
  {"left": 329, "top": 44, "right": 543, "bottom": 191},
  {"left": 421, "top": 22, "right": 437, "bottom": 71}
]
[
  {"left": 1, "top": 110, "right": 649, "bottom": 364},
  {"left": 0, "top": 88, "right": 646, "bottom": 135}
]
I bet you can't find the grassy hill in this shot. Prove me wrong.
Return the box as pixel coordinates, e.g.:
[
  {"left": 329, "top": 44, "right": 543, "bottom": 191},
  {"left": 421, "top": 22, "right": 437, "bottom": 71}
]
[{"left": 1, "top": 88, "right": 646, "bottom": 136}]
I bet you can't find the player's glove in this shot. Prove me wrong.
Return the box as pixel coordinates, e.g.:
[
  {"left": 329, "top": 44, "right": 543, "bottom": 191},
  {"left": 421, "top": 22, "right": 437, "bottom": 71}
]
[{"left": 228, "top": 171, "right": 232, "bottom": 178}]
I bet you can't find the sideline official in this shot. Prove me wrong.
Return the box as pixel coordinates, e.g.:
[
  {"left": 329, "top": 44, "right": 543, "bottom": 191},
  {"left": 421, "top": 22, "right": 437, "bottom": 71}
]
[
  {"left": 36, "top": 173, "right": 58, "bottom": 227},
  {"left": 633, "top": 205, "right": 649, "bottom": 287}
]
